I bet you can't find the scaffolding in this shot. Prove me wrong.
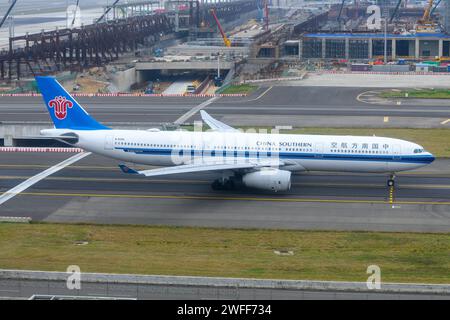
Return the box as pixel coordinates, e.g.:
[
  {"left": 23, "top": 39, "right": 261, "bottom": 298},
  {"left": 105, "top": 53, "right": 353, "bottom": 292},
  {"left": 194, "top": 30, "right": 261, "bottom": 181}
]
[
  {"left": 445, "top": 0, "right": 450, "bottom": 33},
  {"left": 325, "top": 39, "right": 345, "bottom": 58},
  {"left": 349, "top": 40, "right": 369, "bottom": 59},
  {"left": 0, "top": 0, "right": 259, "bottom": 81}
]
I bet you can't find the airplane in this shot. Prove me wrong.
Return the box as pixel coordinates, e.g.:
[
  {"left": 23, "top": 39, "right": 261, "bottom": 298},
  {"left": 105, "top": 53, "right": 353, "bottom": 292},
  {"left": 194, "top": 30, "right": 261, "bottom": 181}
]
[{"left": 35, "top": 76, "right": 435, "bottom": 192}]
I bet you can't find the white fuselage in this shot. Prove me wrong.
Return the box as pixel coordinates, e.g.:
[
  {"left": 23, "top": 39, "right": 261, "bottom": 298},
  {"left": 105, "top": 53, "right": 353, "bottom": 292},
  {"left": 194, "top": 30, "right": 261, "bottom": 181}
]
[{"left": 52, "top": 129, "right": 435, "bottom": 174}]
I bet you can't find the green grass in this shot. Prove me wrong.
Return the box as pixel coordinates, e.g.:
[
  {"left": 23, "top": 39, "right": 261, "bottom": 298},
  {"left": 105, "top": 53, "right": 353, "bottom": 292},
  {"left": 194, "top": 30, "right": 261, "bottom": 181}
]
[
  {"left": 380, "top": 89, "right": 450, "bottom": 99},
  {"left": 0, "top": 223, "right": 449, "bottom": 284},
  {"left": 179, "top": 126, "right": 450, "bottom": 158},
  {"left": 220, "top": 84, "right": 258, "bottom": 94}
]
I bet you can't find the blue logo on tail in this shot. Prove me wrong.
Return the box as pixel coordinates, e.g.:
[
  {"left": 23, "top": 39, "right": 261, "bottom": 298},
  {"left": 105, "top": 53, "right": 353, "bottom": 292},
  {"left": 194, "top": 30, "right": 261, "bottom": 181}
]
[{"left": 35, "top": 76, "right": 109, "bottom": 130}]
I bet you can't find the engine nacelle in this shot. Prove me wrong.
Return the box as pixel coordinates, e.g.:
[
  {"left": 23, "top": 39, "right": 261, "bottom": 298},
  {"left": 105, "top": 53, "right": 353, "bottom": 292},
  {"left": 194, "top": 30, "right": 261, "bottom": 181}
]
[{"left": 242, "top": 169, "right": 292, "bottom": 192}]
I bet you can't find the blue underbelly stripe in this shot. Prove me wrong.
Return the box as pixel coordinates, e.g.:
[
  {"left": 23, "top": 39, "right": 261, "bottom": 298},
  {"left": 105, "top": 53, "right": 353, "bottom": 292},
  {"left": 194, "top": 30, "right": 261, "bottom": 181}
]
[{"left": 114, "top": 147, "right": 434, "bottom": 164}]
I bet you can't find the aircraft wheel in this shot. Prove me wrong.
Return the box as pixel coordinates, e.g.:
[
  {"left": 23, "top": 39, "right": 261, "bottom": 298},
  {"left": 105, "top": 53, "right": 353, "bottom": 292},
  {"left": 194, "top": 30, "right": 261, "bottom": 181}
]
[
  {"left": 224, "top": 179, "right": 235, "bottom": 190},
  {"left": 211, "top": 180, "right": 222, "bottom": 190}
]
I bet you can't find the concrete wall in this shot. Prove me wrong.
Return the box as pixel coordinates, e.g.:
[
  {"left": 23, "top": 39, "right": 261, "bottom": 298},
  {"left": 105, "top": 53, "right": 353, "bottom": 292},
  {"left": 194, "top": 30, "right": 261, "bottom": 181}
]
[
  {"left": 135, "top": 60, "right": 233, "bottom": 71},
  {"left": 0, "top": 123, "right": 52, "bottom": 146},
  {"left": 408, "top": 40, "right": 416, "bottom": 57},
  {"left": 166, "top": 45, "right": 249, "bottom": 57},
  {"left": 109, "top": 67, "right": 137, "bottom": 93}
]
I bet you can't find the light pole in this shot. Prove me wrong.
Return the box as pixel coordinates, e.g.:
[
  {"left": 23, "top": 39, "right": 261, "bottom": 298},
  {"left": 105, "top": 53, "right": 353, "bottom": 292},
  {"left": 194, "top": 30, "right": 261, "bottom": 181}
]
[
  {"left": 382, "top": 3, "right": 389, "bottom": 64},
  {"left": 217, "top": 52, "right": 221, "bottom": 79},
  {"left": 384, "top": 17, "right": 387, "bottom": 64},
  {"left": 8, "top": 0, "right": 15, "bottom": 39}
]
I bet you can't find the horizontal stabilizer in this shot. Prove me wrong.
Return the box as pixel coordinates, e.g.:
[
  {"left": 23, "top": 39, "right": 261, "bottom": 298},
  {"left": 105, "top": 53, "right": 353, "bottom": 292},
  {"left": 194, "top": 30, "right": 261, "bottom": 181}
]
[{"left": 119, "top": 164, "right": 139, "bottom": 174}]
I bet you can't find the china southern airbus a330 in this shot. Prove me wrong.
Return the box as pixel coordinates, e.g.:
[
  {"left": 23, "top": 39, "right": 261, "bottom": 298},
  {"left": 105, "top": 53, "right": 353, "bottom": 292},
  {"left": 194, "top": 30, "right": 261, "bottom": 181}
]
[{"left": 35, "top": 76, "right": 434, "bottom": 192}]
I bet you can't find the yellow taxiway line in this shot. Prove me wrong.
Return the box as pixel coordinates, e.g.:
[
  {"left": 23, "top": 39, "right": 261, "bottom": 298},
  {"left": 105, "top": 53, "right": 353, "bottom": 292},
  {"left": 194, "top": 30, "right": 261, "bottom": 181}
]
[
  {"left": 0, "top": 175, "right": 208, "bottom": 184},
  {"left": 0, "top": 164, "right": 448, "bottom": 177},
  {"left": 2, "top": 191, "right": 449, "bottom": 206},
  {"left": 0, "top": 175, "right": 449, "bottom": 189}
]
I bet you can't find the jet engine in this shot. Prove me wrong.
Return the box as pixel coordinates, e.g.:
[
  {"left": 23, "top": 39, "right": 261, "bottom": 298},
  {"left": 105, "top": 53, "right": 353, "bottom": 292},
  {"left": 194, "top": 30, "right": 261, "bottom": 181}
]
[{"left": 242, "top": 169, "right": 292, "bottom": 192}]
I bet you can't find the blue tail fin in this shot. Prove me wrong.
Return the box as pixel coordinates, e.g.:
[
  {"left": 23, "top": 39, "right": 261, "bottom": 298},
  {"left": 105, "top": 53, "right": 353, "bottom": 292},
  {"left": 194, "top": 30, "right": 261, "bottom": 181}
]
[{"left": 35, "top": 76, "right": 109, "bottom": 130}]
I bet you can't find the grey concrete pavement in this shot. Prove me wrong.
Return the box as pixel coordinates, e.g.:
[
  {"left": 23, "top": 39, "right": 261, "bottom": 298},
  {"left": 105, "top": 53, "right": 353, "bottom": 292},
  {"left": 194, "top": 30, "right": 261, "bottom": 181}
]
[
  {"left": 1, "top": 87, "right": 450, "bottom": 127},
  {"left": 0, "top": 153, "right": 449, "bottom": 233},
  {"left": 1, "top": 270, "right": 449, "bottom": 300}
]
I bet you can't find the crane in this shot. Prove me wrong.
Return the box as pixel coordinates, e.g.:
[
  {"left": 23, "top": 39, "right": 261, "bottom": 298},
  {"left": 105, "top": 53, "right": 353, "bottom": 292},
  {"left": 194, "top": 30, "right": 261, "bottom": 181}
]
[
  {"left": 390, "top": 0, "right": 403, "bottom": 24},
  {"left": 430, "top": 0, "right": 442, "bottom": 16},
  {"left": 97, "top": 0, "right": 121, "bottom": 23},
  {"left": 419, "top": 0, "right": 434, "bottom": 24},
  {"left": 337, "top": 0, "right": 346, "bottom": 23},
  {"left": 263, "top": 0, "right": 269, "bottom": 31},
  {"left": 0, "top": 0, "right": 18, "bottom": 29},
  {"left": 71, "top": 0, "right": 80, "bottom": 27},
  {"left": 416, "top": 0, "right": 438, "bottom": 33},
  {"left": 211, "top": 9, "right": 231, "bottom": 47}
]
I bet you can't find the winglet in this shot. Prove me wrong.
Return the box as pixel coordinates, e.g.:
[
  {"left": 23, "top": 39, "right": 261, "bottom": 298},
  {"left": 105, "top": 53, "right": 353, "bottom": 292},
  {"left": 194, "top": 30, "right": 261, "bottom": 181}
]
[
  {"left": 119, "top": 164, "right": 139, "bottom": 174},
  {"left": 200, "top": 110, "right": 238, "bottom": 132}
]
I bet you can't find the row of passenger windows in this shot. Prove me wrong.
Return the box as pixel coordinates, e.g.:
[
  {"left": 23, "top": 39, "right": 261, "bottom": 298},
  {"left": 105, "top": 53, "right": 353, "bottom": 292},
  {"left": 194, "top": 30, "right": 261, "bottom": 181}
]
[
  {"left": 116, "top": 142, "right": 312, "bottom": 151},
  {"left": 331, "top": 149, "right": 389, "bottom": 154},
  {"left": 116, "top": 142, "right": 390, "bottom": 154},
  {"left": 117, "top": 142, "right": 194, "bottom": 148}
]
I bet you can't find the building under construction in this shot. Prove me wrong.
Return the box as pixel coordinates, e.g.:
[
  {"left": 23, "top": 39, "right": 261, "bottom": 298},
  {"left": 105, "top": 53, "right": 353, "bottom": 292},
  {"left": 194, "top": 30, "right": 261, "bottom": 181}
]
[
  {"left": 1, "top": 0, "right": 450, "bottom": 87},
  {"left": 281, "top": 0, "right": 450, "bottom": 61},
  {"left": 0, "top": 0, "right": 260, "bottom": 81}
]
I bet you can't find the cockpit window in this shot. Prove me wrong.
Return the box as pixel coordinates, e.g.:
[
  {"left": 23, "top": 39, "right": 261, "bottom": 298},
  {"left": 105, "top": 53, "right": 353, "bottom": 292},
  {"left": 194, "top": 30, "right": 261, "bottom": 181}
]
[{"left": 414, "top": 149, "right": 424, "bottom": 154}]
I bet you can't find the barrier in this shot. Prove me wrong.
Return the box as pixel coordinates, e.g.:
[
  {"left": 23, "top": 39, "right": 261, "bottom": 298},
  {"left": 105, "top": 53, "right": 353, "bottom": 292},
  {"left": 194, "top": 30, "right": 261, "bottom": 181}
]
[
  {"left": 316, "top": 70, "right": 450, "bottom": 76},
  {"left": 242, "top": 75, "right": 306, "bottom": 84},
  {"left": 0, "top": 147, "right": 83, "bottom": 153},
  {"left": 0, "top": 93, "right": 247, "bottom": 98},
  {"left": 0, "top": 217, "right": 31, "bottom": 223},
  {"left": 1, "top": 269, "right": 449, "bottom": 294}
]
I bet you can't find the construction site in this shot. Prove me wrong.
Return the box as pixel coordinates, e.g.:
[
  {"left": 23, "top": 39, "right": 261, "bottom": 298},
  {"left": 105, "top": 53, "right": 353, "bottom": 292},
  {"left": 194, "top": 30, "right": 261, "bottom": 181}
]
[
  {"left": 1, "top": 1, "right": 450, "bottom": 303},
  {"left": 0, "top": 0, "right": 450, "bottom": 94}
]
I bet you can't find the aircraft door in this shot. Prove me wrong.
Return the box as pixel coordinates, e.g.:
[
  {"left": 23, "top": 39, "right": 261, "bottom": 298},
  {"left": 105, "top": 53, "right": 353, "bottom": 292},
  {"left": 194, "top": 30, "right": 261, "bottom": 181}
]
[
  {"left": 314, "top": 142, "right": 324, "bottom": 158},
  {"left": 104, "top": 135, "right": 114, "bottom": 150},
  {"left": 392, "top": 144, "right": 401, "bottom": 159}
]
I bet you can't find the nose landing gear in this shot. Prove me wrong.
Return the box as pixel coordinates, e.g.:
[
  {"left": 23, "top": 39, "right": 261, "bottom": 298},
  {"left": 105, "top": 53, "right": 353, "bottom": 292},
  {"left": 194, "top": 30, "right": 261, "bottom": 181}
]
[{"left": 387, "top": 174, "right": 396, "bottom": 187}]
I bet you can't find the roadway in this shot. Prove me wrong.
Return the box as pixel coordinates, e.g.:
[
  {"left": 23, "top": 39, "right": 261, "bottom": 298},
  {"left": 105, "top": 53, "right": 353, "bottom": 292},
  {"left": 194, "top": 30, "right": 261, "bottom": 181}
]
[
  {"left": 1, "top": 278, "right": 449, "bottom": 300},
  {"left": 0, "top": 153, "right": 449, "bottom": 233},
  {"left": 1, "top": 87, "right": 450, "bottom": 127}
]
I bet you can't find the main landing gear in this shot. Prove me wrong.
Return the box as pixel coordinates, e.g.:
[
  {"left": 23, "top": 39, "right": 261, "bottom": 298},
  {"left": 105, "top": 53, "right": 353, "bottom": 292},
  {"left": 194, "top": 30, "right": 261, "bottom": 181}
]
[
  {"left": 387, "top": 174, "right": 396, "bottom": 187},
  {"left": 211, "top": 175, "right": 241, "bottom": 190}
]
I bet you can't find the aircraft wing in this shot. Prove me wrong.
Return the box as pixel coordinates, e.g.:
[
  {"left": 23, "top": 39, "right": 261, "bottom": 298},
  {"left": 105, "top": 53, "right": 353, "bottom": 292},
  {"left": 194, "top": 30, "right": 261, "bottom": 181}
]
[
  {"left": 200, "top": 110, "right": 240, "bottom": 132},
  {"left": 119, "top": 158, "right": 284, "bottom": 177}
]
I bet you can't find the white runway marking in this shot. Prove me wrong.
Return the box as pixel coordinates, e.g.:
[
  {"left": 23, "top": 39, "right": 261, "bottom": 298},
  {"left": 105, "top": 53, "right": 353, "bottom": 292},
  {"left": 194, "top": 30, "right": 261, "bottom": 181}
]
[
  {"left": 174, "top": 97, "right": 219, "bottom": 125},
  {"left": 0, "top": 152, "right": 91, "bottom": 206}
]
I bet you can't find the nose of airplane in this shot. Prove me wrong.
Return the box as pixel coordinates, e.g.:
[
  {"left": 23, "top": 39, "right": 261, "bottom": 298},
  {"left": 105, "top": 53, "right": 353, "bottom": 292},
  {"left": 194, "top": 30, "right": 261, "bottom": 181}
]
[{"left": 429, "top": 153, "right": 435, "bottom": 163}]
